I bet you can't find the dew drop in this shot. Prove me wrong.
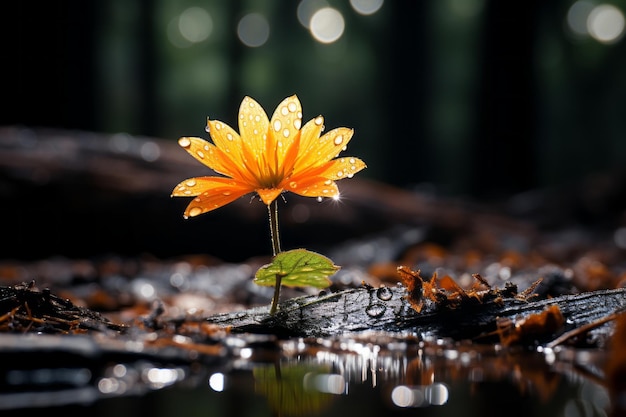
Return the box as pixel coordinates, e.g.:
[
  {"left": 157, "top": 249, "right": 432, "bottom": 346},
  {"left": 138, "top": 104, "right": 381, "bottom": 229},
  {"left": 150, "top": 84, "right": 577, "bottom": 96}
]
[
  {"left": 365, "top": 303, "right": 386, "bottom": 318},
  {"left": 273, "top": 120, "right": 282, "bottom": 132},
  {"left": 215, "top": 122, "right": 222, "bottom": 130},
  {"left": 294, "top": 119, "right": 302, "bottom": 129},
  {"left": 196, "top": 150, "right": 205, "bottom": 159},
  {"left": 289, "top": 181, "right": 297, "bottom": 188},
  {"left": 337, "top": 170, "right": 344, "bottom": 177},
  {"left": 227, "top": 133, "right": 234, "bottom": 141},
  {"left": 283, "top": 129, "right": 290, "bottom": 138},
  {"left": 376, "top": 286, "right": 393, "bottom": 301},
  {"left": 349, "top": 158, "right": 355, "bottom": 164},
  {"left": 185, "top": 179, "right": 197, "bottom": 187},
  {"left": 281, "top": 106, "right": 289, "bottom": 116},
  {"left": 223, "top": 191, "right": 232, "bottom": 196},
  {"left": 288, "top": 102, "right": 297, "bottom": 112},
  {"left": 324, "top": 180, "right": 331, "bottom": 185},
  {"left": 334, "top": 135, "right": 344, "bottom": 146},
  {"left": 315, "top": 116, "right": 323, "bottom": 126},
  {"left": 316, "top": 196, "right": 323, "bottom": 202},
  {"left": 178, "top": 137, "right": 191, "bottom": 148},
  {"left": 347, "top": 173, "right": 354, "bottom": 178},
  {"left": 255, "top": 115, "right": 261, "bottom": 122},
  {"left": 189, "top": 207, "right": 203, "bottom": 217},
  {"left": 205, "top": 125, "right": 210, "bottom": 133}
]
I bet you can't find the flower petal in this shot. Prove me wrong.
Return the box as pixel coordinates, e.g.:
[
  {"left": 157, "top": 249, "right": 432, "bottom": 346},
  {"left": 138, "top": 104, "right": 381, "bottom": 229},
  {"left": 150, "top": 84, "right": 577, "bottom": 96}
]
[
  {"left": 238, "top": 96, "right": 269, "bottom": 161},
  {"left": 256, "top": 188, "right": 284, "bottom": 205},
  {"left": 171, "top": 176, "right": 251, "bottom": 218},
  {"left": 285, "top": 176, "right": 339, "bottom": 199},
  {"left": 292, "top": 115, "right": 324, "bottom": 171},
  {"left": 177, "top": 137, "right": 239, "bottom": 179},
  {"left": 269, "top": 95, "right": 303, "bottom": 164},
  {"left": 206, "top": 120, "right": 259, "bottom": 185},
  {"left": 293, "top": 127, "right": 354, "bottom": 172},
  {"left": 316, "top": 156, "right": 367, "bottom": 180}
]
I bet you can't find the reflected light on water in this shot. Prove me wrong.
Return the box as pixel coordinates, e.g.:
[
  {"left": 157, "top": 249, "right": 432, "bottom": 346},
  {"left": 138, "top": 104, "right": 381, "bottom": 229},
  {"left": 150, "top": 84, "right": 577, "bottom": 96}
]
[
  {"left": 237, "top": 13, "right": 270, "bottom": 47},
  {"left": 208, "top": 373, "right": 226, "bottom": 392},
  {"left": 303, "top": 372, "right": 346, "bottom": 394},
  {"left": 391, "top": 383, "right": 449, "bottom": 408},
  {"left": 144, "top": 367, "right": 184, "bottom": 389}
]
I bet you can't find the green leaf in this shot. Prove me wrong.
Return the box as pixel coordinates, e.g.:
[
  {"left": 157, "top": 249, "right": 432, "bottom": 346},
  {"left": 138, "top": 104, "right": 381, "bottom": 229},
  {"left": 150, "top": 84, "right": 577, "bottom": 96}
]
[{"left": 254, "top": 249, "right": 340, "bottom": 289}]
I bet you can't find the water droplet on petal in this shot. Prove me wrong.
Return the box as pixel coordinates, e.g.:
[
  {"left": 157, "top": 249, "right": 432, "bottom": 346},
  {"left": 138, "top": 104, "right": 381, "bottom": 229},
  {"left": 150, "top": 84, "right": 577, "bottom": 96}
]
[
  {"left": 365, "top": 303, "right": 386, "bottom": 318},
  {"left": 273, "top": 120, "right": 282, "bottom": 132},
  {"left": 196, "top": 150, "right": 205, "bottom": 159},
  {"left": 189, "top": 207, "right": 203, "bottom": 217},
  {"left": 376, "top": 286, "right": 393, "bottom": 301},
  {"left": 294, "top": 119, "right": 302, "bottom": 129},
  {"left": 316, "top": 196, "right": 323, "bottom": 202},
  {"left": 215, "top": 122, "right": 222, "bottom": 130},
  {"left": 324, "top": 180, "right": 331, "bottom": 185},
  {"left": 315, "top": 116, "right": 323, "bottom": 126},
  {"left": 349, "top": 158, "right": 355, "bottom": 164},
  {"left": 223, "top": 191, "right": 232, "bottom": 196},
  {"left": 283, "top": 129, "right": 290, "bottom": 138},
  {"left": 205, "top": 125, "right": 210, "bottom": 133},
  {"left": 178, "top": 138, "right": 191, "bottom": 148},
  {"left": 281, "top": 106, "right": 289, "bottom": 116},
  {"left": 334, "top": 135, "right": 343, "bottom": 146},
  {"left": 185, "top": 179, "right": 197, "bottom": 187},
  {"left": 288, "top": 102, "right": 297, "bottom": 112},
  {"left": 337, "top": 170, "right": 344, "bottom": 177},
  {"left": 255, "top": 115, "right": 261, "bottom": 122},
  {"left": 227, "top": 133, "right": 234, "bottom": 141},
  {"left": 289, "top": 181, "right": 297, "bottom": 188}
]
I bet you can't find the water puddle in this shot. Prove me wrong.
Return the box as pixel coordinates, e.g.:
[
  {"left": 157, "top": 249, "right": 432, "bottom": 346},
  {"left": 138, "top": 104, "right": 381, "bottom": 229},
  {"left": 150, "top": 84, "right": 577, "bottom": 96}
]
[{"left": 1, "top": 331, "right": 612, "bottom": 417}]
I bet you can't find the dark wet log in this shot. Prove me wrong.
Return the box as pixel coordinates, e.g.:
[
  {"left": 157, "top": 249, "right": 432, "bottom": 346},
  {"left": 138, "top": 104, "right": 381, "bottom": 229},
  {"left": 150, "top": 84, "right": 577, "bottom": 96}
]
[{"left": 206, "top": 286, "right": 626, "bottom": 343}]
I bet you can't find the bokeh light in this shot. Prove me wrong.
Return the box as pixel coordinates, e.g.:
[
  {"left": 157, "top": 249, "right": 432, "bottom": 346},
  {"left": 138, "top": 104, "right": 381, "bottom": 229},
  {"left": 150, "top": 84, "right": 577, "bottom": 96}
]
[
  {"left": 566, "top": 0, "right": 594, "bottom": 37},
  {"left": 309, "top": 7, "right": 345, "bottom": 43},
  {"left": 349, "top": 0, "right": 384, "bottom": 16},
  {"left": 297, "top": 0, "right": 329, "bottom": 28},
  {"left": 167, "top": 7, "right": 213, "bottom": 48},
  {"left": 588, "top": 4, "right": 625, "bottom": 44},
  {"left": 566, "top": 1, "right": 625, "bottom": 43},
  {"left": 237, "top": 13, "right": 271, "bottom": 47},
  {"left": 179, "top": 7, "right": 213, "bottom": 43}
]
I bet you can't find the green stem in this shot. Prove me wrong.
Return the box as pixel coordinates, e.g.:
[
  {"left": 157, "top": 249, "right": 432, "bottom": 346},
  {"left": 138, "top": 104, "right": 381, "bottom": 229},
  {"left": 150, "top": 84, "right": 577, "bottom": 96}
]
[{"left": 268, "top": 200, "right": 282, "bottom": 314}]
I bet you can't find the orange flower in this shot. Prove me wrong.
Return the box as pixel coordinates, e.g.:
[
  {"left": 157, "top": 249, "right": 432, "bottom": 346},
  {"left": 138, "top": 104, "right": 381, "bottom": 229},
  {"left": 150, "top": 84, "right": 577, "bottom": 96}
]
[{"left": 172, "top": 95, "right": 366, "bottom": 218}]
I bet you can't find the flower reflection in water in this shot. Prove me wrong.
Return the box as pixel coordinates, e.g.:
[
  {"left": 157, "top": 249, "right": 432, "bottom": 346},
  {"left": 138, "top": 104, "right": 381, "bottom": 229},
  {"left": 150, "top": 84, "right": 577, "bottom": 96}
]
[{"left": 205, "top": 331, "right": 612, "bottom": 417}]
